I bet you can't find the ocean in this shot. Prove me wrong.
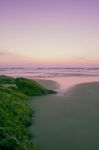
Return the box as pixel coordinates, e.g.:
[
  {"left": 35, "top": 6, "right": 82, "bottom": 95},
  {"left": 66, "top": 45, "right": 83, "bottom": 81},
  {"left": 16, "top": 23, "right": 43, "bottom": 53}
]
[
  {"left": 1, "top": 67, "right": 99, "bottom": 93},
  {"left": 1, "top": 67, "right": 99, "bottom": 77}
]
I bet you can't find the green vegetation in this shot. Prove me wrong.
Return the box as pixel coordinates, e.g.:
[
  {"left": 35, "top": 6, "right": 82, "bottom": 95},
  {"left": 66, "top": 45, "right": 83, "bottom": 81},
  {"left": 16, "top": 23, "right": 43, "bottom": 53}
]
[
  {"left": 0, "top": 75, "right": 56, "bottom": 149},
  {"left": 0, "top": 75, "right": 15, "bottom": 84},
  {"left": 16, "top": 77, "right": 57, "bottom": 96}
]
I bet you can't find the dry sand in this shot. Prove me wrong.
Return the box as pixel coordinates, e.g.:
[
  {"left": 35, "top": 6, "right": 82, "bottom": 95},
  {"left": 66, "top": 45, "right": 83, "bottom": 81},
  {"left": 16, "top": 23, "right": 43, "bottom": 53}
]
[{"left": 30, "top": 80, "right": 99, "bottom": 150}]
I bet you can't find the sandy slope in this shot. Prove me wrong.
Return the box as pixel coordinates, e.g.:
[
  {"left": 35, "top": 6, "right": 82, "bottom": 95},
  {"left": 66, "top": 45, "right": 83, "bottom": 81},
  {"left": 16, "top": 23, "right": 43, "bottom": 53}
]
[{"left": 30, "top": 80, "right": 99, "bottom": 150}]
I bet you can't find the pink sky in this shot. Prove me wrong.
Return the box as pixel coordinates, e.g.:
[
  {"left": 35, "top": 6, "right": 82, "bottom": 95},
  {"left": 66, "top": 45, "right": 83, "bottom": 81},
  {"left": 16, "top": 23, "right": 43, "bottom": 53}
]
[{"left": 0, "top": 0, "right": 99, "bottom": 67}]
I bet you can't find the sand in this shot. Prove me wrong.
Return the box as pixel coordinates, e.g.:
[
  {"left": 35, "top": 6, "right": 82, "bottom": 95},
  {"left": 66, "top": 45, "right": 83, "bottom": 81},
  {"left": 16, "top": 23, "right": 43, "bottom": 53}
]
[
  {"left": 30, "top": 80, "right": 99, "bottom": 150},
  {"left": 35, "top": 79, "right": 60, "bottom": 90}
]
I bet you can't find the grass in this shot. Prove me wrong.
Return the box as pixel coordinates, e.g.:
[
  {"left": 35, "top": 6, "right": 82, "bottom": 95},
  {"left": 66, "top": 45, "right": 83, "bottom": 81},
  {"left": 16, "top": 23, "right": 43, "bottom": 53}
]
[
  {"left": 0, "top": 75, "right": 56, "bottom": 150},
  {"left": 15, "top": 77, "right": 57, "bottom": 96},
  {"left": 0, "top": 75, "right": 15, "bottom": 84}
]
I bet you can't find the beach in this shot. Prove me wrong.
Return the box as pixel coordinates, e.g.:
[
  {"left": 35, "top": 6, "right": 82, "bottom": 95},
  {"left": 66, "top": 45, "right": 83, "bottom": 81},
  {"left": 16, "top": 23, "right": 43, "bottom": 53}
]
[
  {"left": 1, "top": 0, "right": 99, "bottom": 149},
  {"left": 1, "top": 68, "right": 99, "bottom": 149},
  {"left": 30, "top": 79, "right": 99, "bottom": 150}
]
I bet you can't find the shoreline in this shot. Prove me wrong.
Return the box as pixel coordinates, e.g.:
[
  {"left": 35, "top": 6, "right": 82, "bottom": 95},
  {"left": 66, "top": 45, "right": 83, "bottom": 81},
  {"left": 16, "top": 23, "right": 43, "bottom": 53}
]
[
  {"left": 33, "top": 78, "right": 99, "bottom": 96},
  {"left": 30, "top": 80, "right": 99, "bottom": 150},
  {"left": 1, "top": 75, "right": 99, "bottom": 150}
]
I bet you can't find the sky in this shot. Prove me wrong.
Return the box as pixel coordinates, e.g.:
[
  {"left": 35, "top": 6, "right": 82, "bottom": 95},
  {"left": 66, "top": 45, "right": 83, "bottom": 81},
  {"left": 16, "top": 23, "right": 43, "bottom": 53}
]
[{"left": 0, "top": 0, "right": 99, "bottom": 67}]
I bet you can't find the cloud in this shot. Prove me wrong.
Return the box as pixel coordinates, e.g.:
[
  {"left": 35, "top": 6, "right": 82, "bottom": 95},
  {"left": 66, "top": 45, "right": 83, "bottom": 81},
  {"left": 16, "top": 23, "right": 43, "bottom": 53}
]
[
  {"left": 0, "top": 49, "right": 12, "bottom": 56},
  {"left": 0, "top": 52, "right": 8, "bottom": 55},
  {"left": 75, "top": 56, "right": 88, "bottom": 60}
]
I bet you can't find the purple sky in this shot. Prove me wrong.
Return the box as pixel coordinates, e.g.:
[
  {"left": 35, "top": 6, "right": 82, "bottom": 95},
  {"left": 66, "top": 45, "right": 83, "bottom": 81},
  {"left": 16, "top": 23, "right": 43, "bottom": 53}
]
[{"left": 0, "top": 0, "right": 99, "bottom": 67}]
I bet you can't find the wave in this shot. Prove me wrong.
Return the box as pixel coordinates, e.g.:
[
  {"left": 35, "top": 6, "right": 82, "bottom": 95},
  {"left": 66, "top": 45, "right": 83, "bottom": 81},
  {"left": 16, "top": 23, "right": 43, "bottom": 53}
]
[{"left": 0, "top": 67, "right": 99, "bottom": 77}]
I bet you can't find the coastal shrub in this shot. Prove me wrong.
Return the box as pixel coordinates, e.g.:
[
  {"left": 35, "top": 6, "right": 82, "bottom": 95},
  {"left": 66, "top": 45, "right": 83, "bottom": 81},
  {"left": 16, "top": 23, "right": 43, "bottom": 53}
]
[
  {"left": 0, "top": 75, "right": 56, "bottom": 149},
  {"left": 15, "top": 77, "right": 56, "bottom": 96},
  {"left": 0, "top": 84, "right": 35, "bottom": 149},
  {"left": 0, "top": 75, "right": 14, "bottom": 84}
]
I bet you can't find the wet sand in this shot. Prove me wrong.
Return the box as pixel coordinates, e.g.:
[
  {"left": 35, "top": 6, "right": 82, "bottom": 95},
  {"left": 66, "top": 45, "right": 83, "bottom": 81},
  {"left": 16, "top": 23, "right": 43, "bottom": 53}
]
[{"left": 30, "top": 80, "right": 99, "bottom": 150}]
